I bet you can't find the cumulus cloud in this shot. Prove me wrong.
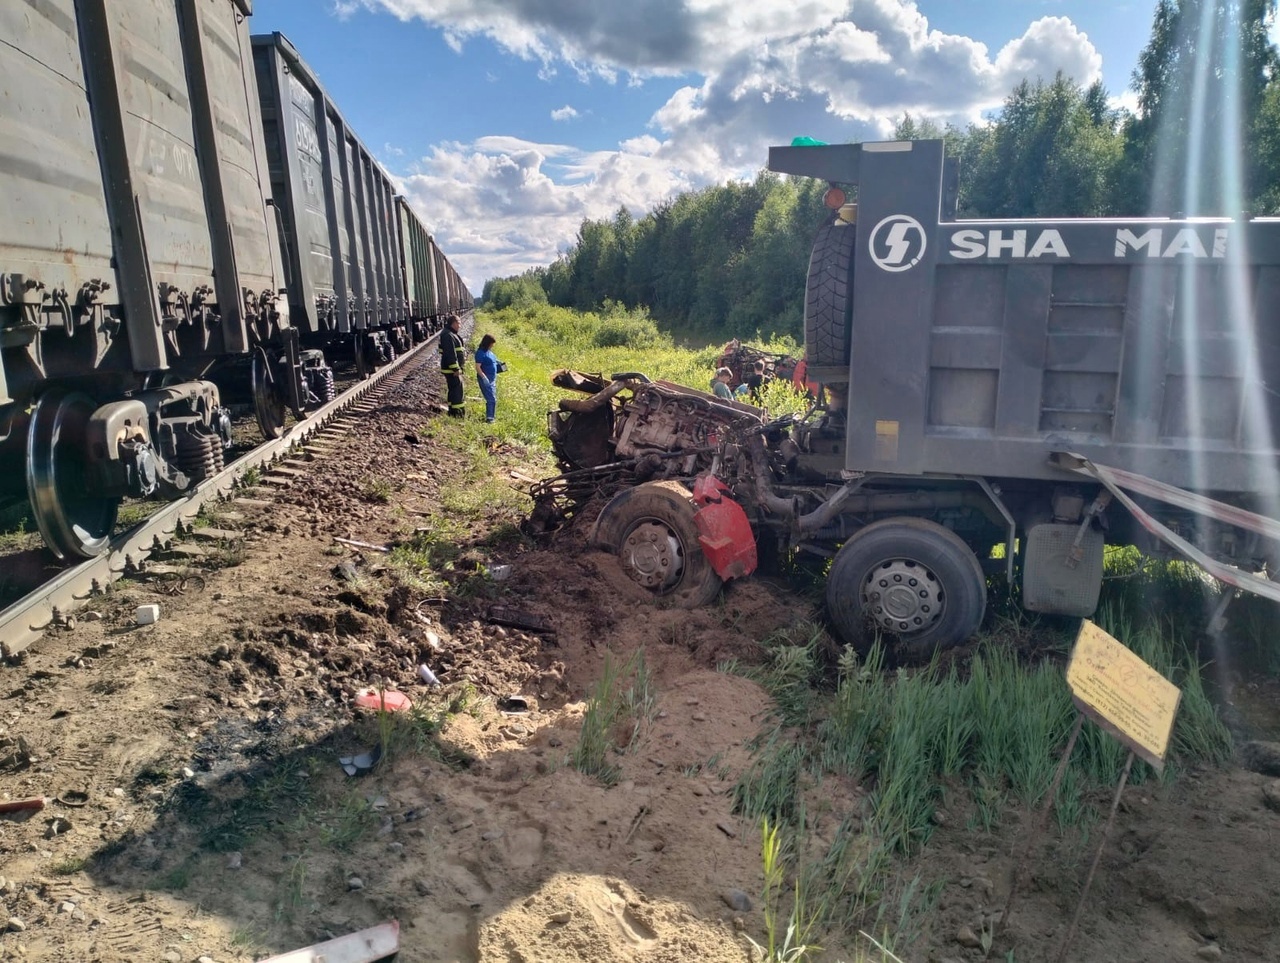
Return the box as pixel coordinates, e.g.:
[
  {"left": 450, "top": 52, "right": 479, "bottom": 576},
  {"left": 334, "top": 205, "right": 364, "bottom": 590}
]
[{"left": 351, "top": 0, "right": 1106, "bottom": 288}]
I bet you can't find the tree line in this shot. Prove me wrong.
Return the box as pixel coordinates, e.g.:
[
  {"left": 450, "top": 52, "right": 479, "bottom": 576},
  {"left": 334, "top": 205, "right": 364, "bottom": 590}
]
[{"left": 482, "top": 0, "right": 1280, "bottom": 342}]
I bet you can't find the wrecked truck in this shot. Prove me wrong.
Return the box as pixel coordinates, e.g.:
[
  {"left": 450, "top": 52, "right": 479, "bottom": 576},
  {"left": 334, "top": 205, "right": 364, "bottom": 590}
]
[{"left": 530, "top": 139, "right": 1280, "bottom": 660}]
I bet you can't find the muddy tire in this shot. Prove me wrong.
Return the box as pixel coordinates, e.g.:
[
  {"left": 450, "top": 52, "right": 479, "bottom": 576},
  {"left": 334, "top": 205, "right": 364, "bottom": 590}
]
[
  {"left": 804, "top": 221, "right": 856, "bottom": 367},
  {"left": 826, "top": 517, "right": 986, "bottom": 662},
  {"left": 590, "top": 480, "right": 722, "bottom": 608}
]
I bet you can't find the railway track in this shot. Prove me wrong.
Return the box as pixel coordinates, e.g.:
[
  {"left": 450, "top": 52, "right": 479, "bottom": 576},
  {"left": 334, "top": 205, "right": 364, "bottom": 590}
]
[{"left": 0, "top": 334, "right": 441, "bottom": 661}]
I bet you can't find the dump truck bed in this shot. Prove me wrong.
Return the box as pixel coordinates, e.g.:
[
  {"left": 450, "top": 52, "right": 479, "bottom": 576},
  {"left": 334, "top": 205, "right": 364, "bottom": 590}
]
[{"left": 770, "top": 140, "right": 1280, "bottom": 496}]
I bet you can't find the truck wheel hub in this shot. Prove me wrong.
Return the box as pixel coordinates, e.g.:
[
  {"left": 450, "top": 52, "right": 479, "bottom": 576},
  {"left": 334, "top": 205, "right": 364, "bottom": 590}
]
[
  {"left": 862, "top": 559, "right": 943, "bottom": 634},
  {"left": 621, "top": 521, "right": 684, "bottom": 592}
]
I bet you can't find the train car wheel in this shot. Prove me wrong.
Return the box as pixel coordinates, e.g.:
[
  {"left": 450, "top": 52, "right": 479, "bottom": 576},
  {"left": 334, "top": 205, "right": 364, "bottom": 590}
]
[
  {"left": 26, "top": 391, "right": 119, "bottom": 560},
  {"left": 252, "top": 347, "right": 286, "bottom": 439}
]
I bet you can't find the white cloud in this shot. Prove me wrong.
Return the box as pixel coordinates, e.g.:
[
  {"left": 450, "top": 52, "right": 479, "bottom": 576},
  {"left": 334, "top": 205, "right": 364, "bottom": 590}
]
[{"left": 356, "top": 1, "right": 1106, "bottom": 289}]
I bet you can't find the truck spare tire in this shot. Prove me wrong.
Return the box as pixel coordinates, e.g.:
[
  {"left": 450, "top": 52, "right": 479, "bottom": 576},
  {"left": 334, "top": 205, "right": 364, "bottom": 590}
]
[{"left": 804, "top": 221, "right": 856, "bottom": 367}]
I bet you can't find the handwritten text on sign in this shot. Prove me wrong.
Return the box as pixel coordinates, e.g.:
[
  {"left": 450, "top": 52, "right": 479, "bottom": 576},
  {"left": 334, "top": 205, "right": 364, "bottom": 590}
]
[{"left": 1066, "top": 620, "right": 1181, "bottom": 772}]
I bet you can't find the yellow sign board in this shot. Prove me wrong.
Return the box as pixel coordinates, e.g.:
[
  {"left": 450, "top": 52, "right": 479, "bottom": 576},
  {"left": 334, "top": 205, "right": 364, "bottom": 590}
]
[{"left": 1066, "top": 620, "right": 1182, "bottom": 772}]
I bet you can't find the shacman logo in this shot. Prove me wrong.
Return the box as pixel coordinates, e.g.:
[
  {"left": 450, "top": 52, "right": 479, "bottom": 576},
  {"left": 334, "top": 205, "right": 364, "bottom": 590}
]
[{"left": 869, "top": 214, "right": 927, "bottom": 272}]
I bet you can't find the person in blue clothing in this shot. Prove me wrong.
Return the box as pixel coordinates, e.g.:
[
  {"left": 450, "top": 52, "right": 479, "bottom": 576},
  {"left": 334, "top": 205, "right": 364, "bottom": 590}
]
[
  {"left": 710, "top": 366, "right": 734, "bottom": 400},
  {"left": 474, "top": 333, "right": 505, "bottom": 423}
]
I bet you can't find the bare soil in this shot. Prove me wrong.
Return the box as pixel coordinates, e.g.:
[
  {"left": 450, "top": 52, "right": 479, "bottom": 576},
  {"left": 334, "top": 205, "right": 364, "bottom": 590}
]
[{"left": 1, "top": 359, "right": 1278, "bottom": 963}]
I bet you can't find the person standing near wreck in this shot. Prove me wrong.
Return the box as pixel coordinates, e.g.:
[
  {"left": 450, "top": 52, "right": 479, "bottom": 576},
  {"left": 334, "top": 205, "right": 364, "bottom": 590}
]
[
  {"left": 710, "top": 366, "right": 734, "bottom": 400},
  {"left": 474, "top": 333, "right": 505, "bottom": 424},
  {"left": 440, "top": 314, "right": 466, "bottom": 418}
]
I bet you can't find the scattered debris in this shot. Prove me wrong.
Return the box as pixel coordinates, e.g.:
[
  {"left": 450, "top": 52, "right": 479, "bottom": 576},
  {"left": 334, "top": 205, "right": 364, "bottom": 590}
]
[
  {"left": 44, "top": 815, "right": 73, "bottom": 837},
  {"left": 334, "top": 537, "right": 390, "bottom": 554},
  {"left": 339, "top": 747, "right": 382, "bottom": 778},
  {"left": 486, "top": 605, "right": 554, "bottom": 635},
  {"left": 0, "top": 797, "right": 45, "bottom": 815},
  {"left": 497, "top": 695, "right": 529, "bottom": 713},
  {"left": 258, "top": 920, "right": 399, "bottom": 963},
  {"left": 334, "top": 560, "right": 361, "bottom": 583},
  {"left": 417, "top": 664, "right": 442, "bottom": 686},
  {"left": 354, "top": 689, "right": 412, "bottom": 713},
  {"left": 489, "top": 564, "right": 512, "bottom": 581}
]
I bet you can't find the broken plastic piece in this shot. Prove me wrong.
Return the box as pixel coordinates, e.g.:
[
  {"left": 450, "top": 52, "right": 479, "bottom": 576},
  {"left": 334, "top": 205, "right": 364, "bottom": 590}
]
[
  {"left": 258, "top": 920, "right": 400, "bottom": 962},
  {"left": 353, "top": 689, "right": 412, "bottom": 713},
  {"left": 338, "top": 746, "right": 382, "bottom": 777},
  {"left": 55, "top": 790, "right": 89, "bottom": 808}
]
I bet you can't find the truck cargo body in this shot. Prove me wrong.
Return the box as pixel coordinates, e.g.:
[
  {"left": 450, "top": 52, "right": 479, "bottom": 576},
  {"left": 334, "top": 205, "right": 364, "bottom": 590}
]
[{"left": 770, "top": 140, "right": 1280, "bottom": 497}]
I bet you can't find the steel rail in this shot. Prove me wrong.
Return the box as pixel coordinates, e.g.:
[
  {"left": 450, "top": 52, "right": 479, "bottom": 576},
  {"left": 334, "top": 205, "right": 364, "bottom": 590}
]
[{"left": 0, "top": 334, "right": 440, "bottom": 659}]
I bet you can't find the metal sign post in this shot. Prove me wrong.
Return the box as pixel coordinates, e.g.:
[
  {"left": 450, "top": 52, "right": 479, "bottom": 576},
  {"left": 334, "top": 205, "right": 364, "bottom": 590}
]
[{"left": 999, "top": 620, "right": 1182, "bottom": 961}]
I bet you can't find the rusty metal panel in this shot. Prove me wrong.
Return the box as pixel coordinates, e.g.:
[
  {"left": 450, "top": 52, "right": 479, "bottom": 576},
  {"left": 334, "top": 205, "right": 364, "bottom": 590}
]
[
  {"left": 396, "top": 199, "right": 418, "bottom": 316},
  {"left": 426, "top": 236, "right": 443, "bottom": 314},
  {"left": 382, "top": 180, "right": 405, "bottom": 319},
  {"left": 347, "top": 136, "right": 375, "bottom": 329},
  {"left": 104, "top": 0, "right": 216, "bottom": 310},
  {"left": 251, "top": 33, "right": 332, "bottom": 334},
  {"left": 0, "top": 0, "right": 128, "bottom": 404},
  {"left": 360, "top": 151, "right": 387, "bottom": 325},
  {"left": 323, "top": 109, "right": 352, "bottom": 331},
  {"left": 181, "top": 0, "right": 283, "bottom": 351},
  {"left": 0, "top": 0, "right": 118, "bottom": 304},
  {"left": 371, "top": 171, "right": 395, "bottom": 320}
]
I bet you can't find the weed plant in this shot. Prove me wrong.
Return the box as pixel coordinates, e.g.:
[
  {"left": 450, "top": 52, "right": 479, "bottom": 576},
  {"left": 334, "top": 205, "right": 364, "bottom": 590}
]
[
  {"left": 747, "top": 819, "right": 822, "bottom": 962},
  {"left": 572, "top": 650, "right": 658, "bottom": 785}
]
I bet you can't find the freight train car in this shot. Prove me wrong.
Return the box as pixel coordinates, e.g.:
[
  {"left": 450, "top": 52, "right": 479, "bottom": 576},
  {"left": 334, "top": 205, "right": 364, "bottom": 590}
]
[
  {"left": 251, "top": 33, "right": 469, "bottom": 385},
  {"left": 0, "top": 0, "right": 470, "bottom": 559}
]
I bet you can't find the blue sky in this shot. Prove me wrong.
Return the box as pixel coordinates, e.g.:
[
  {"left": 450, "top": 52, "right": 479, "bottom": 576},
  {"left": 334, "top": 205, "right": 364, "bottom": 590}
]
[{"left": 249, "top": 0, "right": 1168, "bottom": 291}]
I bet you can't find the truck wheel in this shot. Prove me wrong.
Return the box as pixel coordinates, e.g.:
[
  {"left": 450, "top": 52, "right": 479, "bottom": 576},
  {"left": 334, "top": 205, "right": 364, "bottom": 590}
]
[
  {"left": 826, "top": 517, "right": 986, "bottom": 661},
  {"left": 590, "top": 481, "right": 723, "bottom": 608},
  {"left": 804, "top": 221, "right": 856, "bottom": 367}
]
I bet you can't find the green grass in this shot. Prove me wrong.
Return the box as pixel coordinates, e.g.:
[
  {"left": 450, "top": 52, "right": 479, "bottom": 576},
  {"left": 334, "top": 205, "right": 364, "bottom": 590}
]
[
  {"left": 361, "top": 476, "right": 395, "bottom": 503},
  {"left": 50, "top": 856, "right": 87, "bottom": 876},
  {"left": 725, "top": 591, "right": 1235, "bottom": 953},
  {"left": 572, "top": 650, "right": 658, "bottom": 786},
  {"left": 0, "top": 523, "right": 39, "bottom": 553},
  {"left": 315, "top": 794, "right": 377, "bottom": 850}
]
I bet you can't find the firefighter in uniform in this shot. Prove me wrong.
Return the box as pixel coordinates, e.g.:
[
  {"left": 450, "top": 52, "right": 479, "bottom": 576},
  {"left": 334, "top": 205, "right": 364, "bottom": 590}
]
[{"left": 440, "top": 314, "right": 466, "bottom": 417}]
